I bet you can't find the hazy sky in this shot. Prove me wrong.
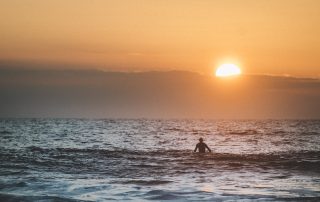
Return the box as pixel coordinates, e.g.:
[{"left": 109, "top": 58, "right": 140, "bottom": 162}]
[{"left": 1, "top": 0, "right": 320, "bottom": 77}]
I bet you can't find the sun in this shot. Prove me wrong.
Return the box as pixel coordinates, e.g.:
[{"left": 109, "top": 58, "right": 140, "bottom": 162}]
[{"left": 215, "top": 64, "right": 241, "bottom": 77}]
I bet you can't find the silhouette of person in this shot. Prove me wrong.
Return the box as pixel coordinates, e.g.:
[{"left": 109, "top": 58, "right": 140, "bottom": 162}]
[{"left": 194, "top": 138, "right": 211, "bottom": 153}]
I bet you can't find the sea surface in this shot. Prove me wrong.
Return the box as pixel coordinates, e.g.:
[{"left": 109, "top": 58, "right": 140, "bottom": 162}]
[{"left": 0, "top": 119, "right": 319, "bottom": 201}]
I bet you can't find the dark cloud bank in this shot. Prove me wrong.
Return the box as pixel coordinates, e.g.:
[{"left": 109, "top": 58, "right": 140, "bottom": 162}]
[{"left": 0, "top": 66, "right": 319, "bottom": 119}]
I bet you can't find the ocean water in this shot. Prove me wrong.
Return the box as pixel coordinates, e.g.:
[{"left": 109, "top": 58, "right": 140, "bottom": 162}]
[{"left": 0, "top": 119, "right": 319, "bottom": 201}]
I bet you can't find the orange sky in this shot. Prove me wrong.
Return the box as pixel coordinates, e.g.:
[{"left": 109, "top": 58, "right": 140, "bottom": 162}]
[{"left": 1, "top": 0, "right": 320, "bottom": 77}]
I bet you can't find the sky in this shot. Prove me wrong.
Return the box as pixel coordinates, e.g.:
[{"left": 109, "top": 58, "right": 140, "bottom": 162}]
[
  {"left": 1, "top": 0, "right": 320, "bottom": 118},
  {"left": 1, "top": 0, "right": 320, "bottom": 77}
]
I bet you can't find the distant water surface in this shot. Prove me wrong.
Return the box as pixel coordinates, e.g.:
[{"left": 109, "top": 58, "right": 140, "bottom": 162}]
[{"left": 0, "top": 119, "right": 319, "bottom": 201}]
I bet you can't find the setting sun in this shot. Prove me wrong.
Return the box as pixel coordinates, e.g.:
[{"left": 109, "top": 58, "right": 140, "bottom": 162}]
[{"left": 215, "top": 64, "right": 241, "bottom": 77}]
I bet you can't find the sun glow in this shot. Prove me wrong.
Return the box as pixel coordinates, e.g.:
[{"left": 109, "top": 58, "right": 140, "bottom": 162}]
[{"left": 215, "top": 64, "right": 241, "bottom": 77}]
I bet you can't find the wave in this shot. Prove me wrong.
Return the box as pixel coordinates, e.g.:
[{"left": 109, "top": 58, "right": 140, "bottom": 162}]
[
  {"left": 0, "top": 193, "right": 85, "bottom": 202},
  {"left": 29, "top": 145, "right": 319, "bottom": 156},
  {"left": 119, "top": 179, "right": 172, "bottom": 185},
  {"left": 1, "top": 189, "right": 319, "bottom": 202},
  {"left": 0, "top": 130, "right": 12, "bottom": 135},
  {"left": 1, "top": 146, "right": 318, "bottom": 174},
  {"left": 24, "top": 146, "right": 320, "bottom": 160},
  {"left": 229, "top": 129, "right": 259, "bottom": 135},
  {"left": 0, "top": 182, "right": 27, "bottom": 190}
]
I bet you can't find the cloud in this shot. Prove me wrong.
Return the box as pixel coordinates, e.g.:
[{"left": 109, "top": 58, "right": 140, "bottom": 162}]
[{"left": 0, "top": 65, "right": 319, "bottom": 119}]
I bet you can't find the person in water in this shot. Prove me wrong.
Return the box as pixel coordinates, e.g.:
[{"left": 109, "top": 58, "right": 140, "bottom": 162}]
[{"left": 194, "top": 138, "right": 211, "bottom": 153}]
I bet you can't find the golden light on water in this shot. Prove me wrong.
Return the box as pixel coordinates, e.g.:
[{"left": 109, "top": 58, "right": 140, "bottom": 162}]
[{"left": 215, "top": 64, "right": 241, "bottom": 77}]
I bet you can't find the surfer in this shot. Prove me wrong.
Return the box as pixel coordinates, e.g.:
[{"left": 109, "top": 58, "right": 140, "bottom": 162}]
[{"left": 194, "top": 138, "right": 211, "bottom": 153}]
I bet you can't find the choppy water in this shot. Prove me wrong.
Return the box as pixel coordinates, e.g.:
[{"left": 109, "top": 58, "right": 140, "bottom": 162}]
[{"left": 0, "top": 119, "right": 320, "bottom": 201}]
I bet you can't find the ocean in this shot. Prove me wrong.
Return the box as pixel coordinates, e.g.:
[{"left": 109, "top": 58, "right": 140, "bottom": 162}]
[{"left": 0, "top": 119, "right": 319, "bottom": 201}]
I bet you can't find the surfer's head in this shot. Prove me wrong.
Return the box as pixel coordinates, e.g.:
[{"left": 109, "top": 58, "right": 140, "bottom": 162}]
[{"left": 199, "top": 138, "right": 203, "bottom": 142}]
